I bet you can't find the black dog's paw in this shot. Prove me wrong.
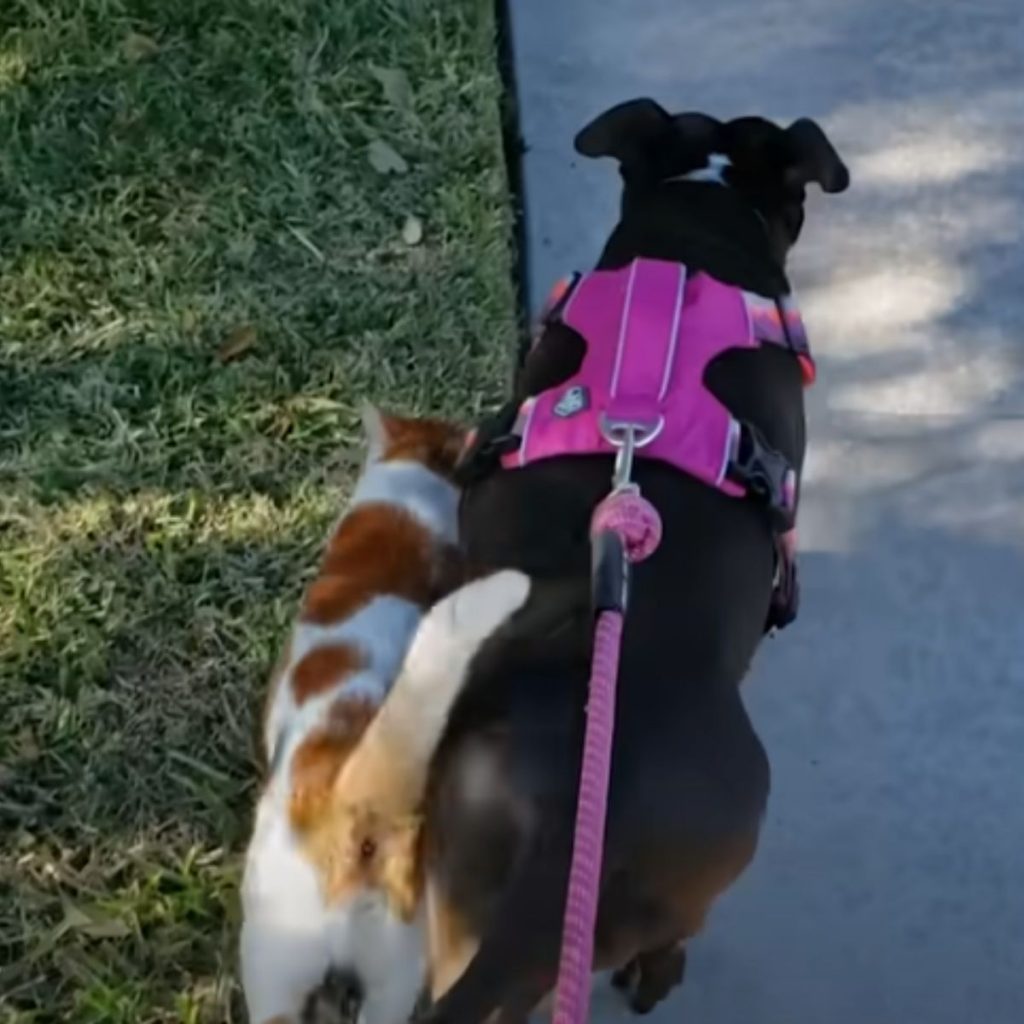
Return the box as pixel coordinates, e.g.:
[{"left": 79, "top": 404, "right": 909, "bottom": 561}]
[
  {"left": 611, "top": 959, "right": 639, "bottom": 994},
  {"left": 612, "top": 945, "right": 687, "bottom": 1015}
]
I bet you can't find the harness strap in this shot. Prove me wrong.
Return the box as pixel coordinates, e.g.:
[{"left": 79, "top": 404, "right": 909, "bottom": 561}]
[
  {"left": 599, "top": 259, "right": 686, "bottom": 430},
  {"left": 745, "top": 289, "right": 816, "bottom": 385}
]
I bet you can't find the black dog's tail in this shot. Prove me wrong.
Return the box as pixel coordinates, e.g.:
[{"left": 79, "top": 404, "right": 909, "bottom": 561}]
[{"left": 425, "top": 820, "right": 576, "bottom": 1024}]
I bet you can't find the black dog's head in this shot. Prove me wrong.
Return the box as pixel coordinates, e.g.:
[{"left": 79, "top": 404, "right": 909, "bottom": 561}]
[{"left": 575, "top": 97, "right": 849, "bottom": 266}]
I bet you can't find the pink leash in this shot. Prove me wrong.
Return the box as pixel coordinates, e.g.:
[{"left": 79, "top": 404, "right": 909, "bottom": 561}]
[{"left": 551, "top": 476, "right": 662, "bottom": 1024}]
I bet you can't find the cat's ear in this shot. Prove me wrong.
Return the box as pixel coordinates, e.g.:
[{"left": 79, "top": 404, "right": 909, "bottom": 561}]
[{"left": 361, "top": 401, "right": 395, "bottom": 460}]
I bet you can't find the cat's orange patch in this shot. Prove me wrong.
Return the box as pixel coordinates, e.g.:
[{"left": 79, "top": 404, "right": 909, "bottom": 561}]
[
  {"left": 378, "top": 413, "right": 466, "bottom": 480},
  {"left": 289, "top": 697, "right": 377, "bottom": 832},
  {"left": 302, "top": 504, "right": 440, "bottom": 625},
  {"left": 301, "top": 773, "right": 424, "bottom": 920},
  {"left": 291, "top": 643, "right": 364, "bottom": 705}
]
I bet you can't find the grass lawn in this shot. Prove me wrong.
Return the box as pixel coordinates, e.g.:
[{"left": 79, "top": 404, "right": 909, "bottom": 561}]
[{"left": 0, "top": 1, "right": 516, "bottom": 1019}]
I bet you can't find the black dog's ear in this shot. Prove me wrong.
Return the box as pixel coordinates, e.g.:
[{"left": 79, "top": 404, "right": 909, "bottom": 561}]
[
  {"left": 785, "top": 119, "right": 850, "bottom": 194},
  {"left": 671, "top": 112, "right": 721, "bottom": 151},
  {"left": 574, "top": 98, "right": 673, "bottom": 162}
]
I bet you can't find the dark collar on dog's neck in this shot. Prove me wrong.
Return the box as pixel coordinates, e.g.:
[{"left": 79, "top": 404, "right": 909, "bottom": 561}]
[{"left": 602, "top": 182, "right": 790, "bottom": 298}]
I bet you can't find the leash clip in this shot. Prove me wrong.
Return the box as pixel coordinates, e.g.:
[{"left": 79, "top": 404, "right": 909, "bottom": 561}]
[{"left": 599, "top": 415, "right": 663, "bottom": 493}]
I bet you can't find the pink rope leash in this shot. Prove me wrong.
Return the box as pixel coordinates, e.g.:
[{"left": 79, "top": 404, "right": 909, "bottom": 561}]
[{"left": 552, "top": 490, "right": 662, "bottom": 1024}]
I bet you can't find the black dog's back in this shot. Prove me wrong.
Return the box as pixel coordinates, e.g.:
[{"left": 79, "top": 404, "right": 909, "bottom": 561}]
[{"left": 424, "top": 456, "right": 776, "bottom": 1016}]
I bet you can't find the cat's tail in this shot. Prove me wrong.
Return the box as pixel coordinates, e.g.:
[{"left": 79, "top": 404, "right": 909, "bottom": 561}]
[{"left": 335, "top": 569, "right": 531, "bottom": 812}]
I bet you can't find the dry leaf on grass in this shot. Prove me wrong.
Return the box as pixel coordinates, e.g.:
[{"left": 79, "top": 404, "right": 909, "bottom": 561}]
[
  {"left": 218, "top": 324, "right": 257, "bottom": 364},
  {"left": 401, "top": 215, "right": 423, "bottom": 246},
  {"left": 367, "top": 138, "right": 408, "bottom": 175},
  {"left": 369, "top": 65, "right": 413, "bottom": 109},
  {"left": 59, "top": 901, "right": 133, "bottom": 940},
  {"left": 122, "top": 32, "right": 160, "bottom": 63}
]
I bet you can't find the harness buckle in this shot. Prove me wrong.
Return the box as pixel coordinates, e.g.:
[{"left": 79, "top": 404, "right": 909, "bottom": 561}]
[
  {"left": 599, "top": 415, "right": 664, "bottom": 492},
  {"left": 728, "top": 421, "right": 797, "bottom": 532},
  {"left": 454, "top": 400, "right": 522, "bottom": 486}
]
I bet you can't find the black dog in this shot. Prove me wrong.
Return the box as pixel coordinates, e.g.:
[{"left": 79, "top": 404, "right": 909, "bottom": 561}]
[{"left": 420, "top": 99, "right": 849, "bottom": 1023}]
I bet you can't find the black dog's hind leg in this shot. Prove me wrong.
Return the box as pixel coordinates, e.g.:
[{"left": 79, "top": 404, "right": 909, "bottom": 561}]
[{"left": 612, "top": 942, "right": 687, "bottom": 1015}]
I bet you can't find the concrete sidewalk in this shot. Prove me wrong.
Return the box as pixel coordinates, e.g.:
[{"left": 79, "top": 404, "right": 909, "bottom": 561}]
[{"left": 506, "top": 1, "right": 1024, "bottom": 1020}]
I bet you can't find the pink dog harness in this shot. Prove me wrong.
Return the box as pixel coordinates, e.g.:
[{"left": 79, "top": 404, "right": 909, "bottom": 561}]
[{"left": 501, "top": 258, "right": 813, "bottom": 526}]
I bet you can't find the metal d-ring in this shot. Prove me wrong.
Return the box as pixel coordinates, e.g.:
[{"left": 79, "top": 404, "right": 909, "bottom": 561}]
[{"left": 599, "top": 415, "right": 664, "bottom": 492}]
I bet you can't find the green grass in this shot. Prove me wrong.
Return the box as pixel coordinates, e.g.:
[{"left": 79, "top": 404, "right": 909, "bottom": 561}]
[{"left": 0, "top": 1, "right": 517, "bottom": 1019}]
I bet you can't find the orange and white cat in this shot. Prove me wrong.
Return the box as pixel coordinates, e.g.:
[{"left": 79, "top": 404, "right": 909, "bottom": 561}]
[{"left": 239, "top": 406, "right": 530, "bottom": 1024}]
